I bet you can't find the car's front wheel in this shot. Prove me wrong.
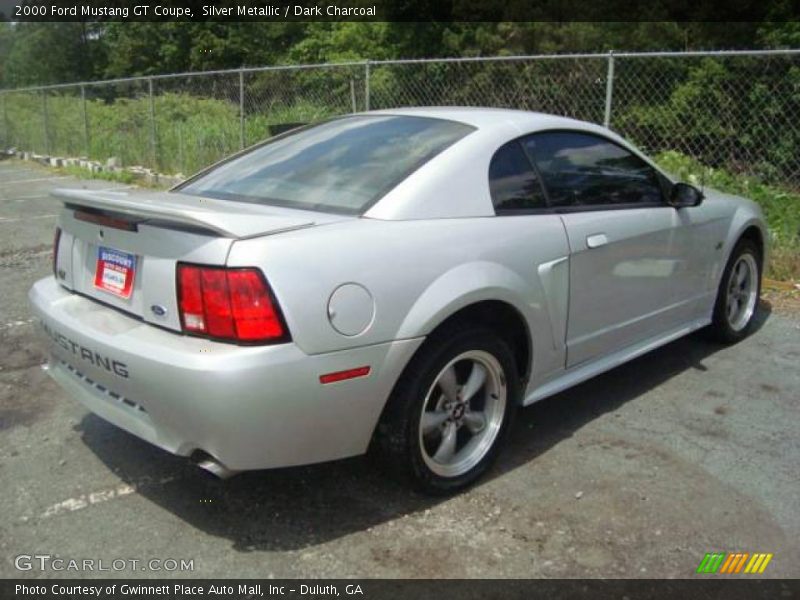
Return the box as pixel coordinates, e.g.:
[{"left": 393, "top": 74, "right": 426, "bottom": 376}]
[
  {"left": 708, "top": 238, "right": 762, "bottom": 343},
  {"left": 374, "top": 326, "right": 519, "bottom": 494}
]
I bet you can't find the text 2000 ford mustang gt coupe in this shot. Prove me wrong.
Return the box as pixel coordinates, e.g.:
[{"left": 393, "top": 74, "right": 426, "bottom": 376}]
[{"left": 30, "top": 108, "right": 767, "bottom": 493}]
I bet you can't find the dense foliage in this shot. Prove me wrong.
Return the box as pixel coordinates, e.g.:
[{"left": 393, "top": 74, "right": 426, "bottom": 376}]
[{"left": 1, "top": 22, "right": 799, "bottom": 87}]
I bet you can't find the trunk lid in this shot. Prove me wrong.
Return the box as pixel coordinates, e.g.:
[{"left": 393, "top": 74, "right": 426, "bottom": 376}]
[{"left": 52, "top": 187, "right": 340, "bottom": 332}]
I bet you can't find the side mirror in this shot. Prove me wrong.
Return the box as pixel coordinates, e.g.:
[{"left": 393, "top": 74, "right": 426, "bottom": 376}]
[{"left": 669, "top": 182, "right": 704, "bottom": 208}]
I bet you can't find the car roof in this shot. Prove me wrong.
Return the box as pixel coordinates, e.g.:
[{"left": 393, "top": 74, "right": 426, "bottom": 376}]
[
  {"left": 366, "top": 106, "right": 589, "bottom": 131},
  {"left": 362, "top": 106, "right": 666, "bottom": 220}
]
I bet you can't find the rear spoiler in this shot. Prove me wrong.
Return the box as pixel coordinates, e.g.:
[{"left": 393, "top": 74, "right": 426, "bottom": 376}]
[{"left": 52, "top": 188, "right": 316, "bottom": 239}]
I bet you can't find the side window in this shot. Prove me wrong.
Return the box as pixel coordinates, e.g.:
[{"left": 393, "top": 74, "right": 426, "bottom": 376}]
[
  {"left": 488, "top": 141, "right": 547, "bottom": 212},
  {"left": 522, "top": 132, "right": 664, "bottom": 208}
]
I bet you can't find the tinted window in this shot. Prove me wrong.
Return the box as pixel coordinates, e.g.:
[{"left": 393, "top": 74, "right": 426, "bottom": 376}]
[
  {"left": 523, "top": 132, "right": 663, "bottom": 208},
  {"left": 179, "top": 115, "right": 474, "bottom": 215},
  {"left": 489, "top": 141, "right": 547, "bottom": 211}
]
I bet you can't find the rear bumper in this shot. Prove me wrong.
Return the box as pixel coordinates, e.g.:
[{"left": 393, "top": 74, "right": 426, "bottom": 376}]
[{"left": 29, "top": 277, "right": 422, "bottom": 470}]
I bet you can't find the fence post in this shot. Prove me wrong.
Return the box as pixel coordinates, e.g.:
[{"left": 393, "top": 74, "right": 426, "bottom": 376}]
[
  {"left": 148, "top": 78, "right": 157, "bottom": 170},
  {"left": 178, "top": 124, "right": 184, "bottom": 174},
  {"left": 1, "top": 93, "right": 7, "bottom": 149},
  {"left": 41, "top": 89, "right": 51, "bottom": 156},
  {"left": 81, "top": 84, "right": 90, "bottom": 158},
  {"left": 603, "top": 51, "right": 615, "bottom": 128},
  {"left": 239, "top": 69, "right": 245, "bottom": 150},
  {"left": 364, "top": 60, "right": 371, "bottom": 111}
]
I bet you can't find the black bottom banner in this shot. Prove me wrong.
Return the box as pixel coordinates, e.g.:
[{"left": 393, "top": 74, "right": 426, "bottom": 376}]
[{"left": 1, "top": 579, "right": 798, "bottom": 600}]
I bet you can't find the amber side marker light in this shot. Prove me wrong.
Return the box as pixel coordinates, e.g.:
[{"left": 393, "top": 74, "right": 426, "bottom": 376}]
[{"left": 319, "top": 366, "right": 371, "bottom": 384}]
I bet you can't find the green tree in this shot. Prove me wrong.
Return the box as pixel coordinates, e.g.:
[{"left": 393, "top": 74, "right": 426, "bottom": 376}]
[
  {"left": 2, "top": 22, "right": 105, "bottom": 87},
  {"left": 0, "top": 23, "right": 14, "bottom": 83},
  {"left": 1, "top": 21, "right": 793, "bottom": 88},
  {"left": 102, "top": 22, "right": 309, "bottom": 78},
  {"left": 758, "top": 21, "right": 800, "bottom": 48},
  {"left": 103, "top": 23, "right": 196, "bottom": 77}
]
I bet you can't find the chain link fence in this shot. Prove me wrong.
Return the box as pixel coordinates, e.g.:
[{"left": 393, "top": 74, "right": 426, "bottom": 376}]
[
  {"left": 1, "top": 50, "right": 798, "bottom": 187},
  {"left": 368, "top": 55, "right": 610, "bottom": 123}
]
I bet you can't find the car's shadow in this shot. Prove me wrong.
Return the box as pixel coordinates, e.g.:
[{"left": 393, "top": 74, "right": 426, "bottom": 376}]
[{"left": 76, "top": 304, "right": 771, "bottom": 552}]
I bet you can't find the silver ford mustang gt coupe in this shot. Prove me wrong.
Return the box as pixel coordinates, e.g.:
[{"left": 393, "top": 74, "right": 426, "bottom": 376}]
[{"left": 29, "top": 107, "right": 767, "bottom": 493}]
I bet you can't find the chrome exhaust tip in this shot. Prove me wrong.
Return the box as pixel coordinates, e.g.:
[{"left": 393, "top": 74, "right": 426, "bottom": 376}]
[{"left": 195, "top": 455, "right": 239, "bottom": 480}]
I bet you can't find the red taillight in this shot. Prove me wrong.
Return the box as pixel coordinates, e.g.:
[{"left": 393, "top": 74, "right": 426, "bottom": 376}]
[
  {"left": 176, "top": 264, "right": 288, "bottom": 344},
  {"left": 200, "top": 268, "right": 237, "bottom": 338},
  {"left": 227, "top": 270, "right": 286, "bottom": 340},
  {"left": 52, "top": 227, "right": 62, "bottom": 277}
]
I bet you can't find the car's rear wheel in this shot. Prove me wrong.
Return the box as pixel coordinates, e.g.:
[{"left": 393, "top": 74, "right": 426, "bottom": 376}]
[
  {"left": 374, "top": 326, "right": 519, "bottom": 494},
  {"left": 708, "top": 239, "right": 762, "bottom": 343}
]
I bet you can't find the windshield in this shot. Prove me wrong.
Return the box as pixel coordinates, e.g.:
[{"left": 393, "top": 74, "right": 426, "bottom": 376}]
[{"left": 178, "top": 115, "right": 475, "bottom": 215}]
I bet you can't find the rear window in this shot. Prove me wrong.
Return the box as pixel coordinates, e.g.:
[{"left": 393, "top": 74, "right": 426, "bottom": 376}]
[{"left": 178, "top": 115, "right": 475, "bottom": 215}]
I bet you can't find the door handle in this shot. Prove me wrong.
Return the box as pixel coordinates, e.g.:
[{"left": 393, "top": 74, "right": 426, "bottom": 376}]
[{"left": 586, "top": 233, "right": 608, "bottom": 249}]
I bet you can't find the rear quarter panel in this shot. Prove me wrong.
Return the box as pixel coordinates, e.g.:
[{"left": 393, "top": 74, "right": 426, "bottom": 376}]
[{"left": 227, "top": 215, "right": 571, "bottom": 383}]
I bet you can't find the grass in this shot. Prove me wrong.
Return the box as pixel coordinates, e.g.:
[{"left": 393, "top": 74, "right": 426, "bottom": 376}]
[
  {"left": 656, "top": 151, "right": 800, "bottom": 281},
  {"left": 57, "top": 164, "right": 139, "bottom": 185},
  {"left": 3, "top": 91, "right": 339, "bottom": 176}
]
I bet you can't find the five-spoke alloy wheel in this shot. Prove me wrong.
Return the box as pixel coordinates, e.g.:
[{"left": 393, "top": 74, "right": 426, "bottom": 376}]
[
  {"left": 375, "top": 326, "right": 519, "bottom": 494},
  {"left": 709, "top": 238, "right": 762, "bottom": 343},
  {"left": 418, "top": 350, "right": 507, "bottom": 479},
  {"left": 725, "top": 253, "right": 759, "bottom": 333}
]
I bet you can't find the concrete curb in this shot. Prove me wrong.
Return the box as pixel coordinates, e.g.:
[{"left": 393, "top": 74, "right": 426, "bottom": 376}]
[{"left": 7, "top": 149, "right": 184, "bottom": 188}]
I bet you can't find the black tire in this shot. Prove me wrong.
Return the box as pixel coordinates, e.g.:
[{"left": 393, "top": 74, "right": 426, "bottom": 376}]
[
  {"left": 707, "top": 238, "right": 762, "bottom": 344},
  {"left": 373, "top": 325, "right": 520, "bottom": 495}
]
